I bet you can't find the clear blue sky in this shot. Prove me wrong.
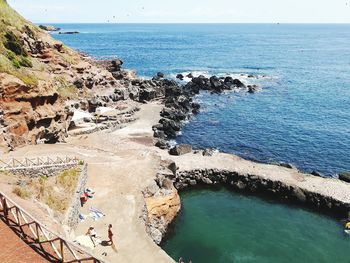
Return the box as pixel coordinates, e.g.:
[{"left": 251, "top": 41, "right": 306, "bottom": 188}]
[{"left": 8, "top": 0, "right": 350, "bottom": 23}]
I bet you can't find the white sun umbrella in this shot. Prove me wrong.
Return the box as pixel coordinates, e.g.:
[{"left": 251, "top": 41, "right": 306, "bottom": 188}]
[
  {"left": 71, "top": 110, "right": 93, "bottom": 122},
  {"left": 96, "top": 107, "right": 118, "bottom": 117}
]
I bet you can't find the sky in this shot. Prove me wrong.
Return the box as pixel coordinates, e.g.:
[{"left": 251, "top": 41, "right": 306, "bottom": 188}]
[{"left": 7, "top": 0, "right": 350, "bottom": 23}]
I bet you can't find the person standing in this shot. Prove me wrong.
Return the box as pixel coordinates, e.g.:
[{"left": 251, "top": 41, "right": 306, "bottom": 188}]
[{"left": 108, "top": 224, "right": 114, "bottom": 245}]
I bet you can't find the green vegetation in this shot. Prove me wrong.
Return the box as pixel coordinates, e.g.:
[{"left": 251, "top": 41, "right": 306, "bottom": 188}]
[
  {"left": 9, "top": 166, "right": 81, "bottom": 213},
  {"left": 5, "top": 50, "right": 32, "bottom": 68},
  {"left": 4, "top": 31, "right": 27, "bottom": 56},
  {"left": 0, "top": 0, "right": 37, "bottom": 84},
  {"left": 56, "top": 167, "right": 80, "bottom": 190},
  {"left": 30, "top": 167, "right": 80, "bottom": 212}
]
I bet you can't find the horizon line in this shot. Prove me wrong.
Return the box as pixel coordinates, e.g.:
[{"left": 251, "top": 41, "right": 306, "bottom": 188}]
[{"left": 34, "top": 22, "right": 350, "bottom": 25}]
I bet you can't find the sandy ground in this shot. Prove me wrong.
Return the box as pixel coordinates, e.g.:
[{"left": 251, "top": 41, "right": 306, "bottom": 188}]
[{"left": 1, "top": 100, "right": 350, "bottom": 263}]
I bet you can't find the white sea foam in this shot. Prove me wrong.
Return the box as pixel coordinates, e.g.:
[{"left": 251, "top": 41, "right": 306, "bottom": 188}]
[{"left": 170, "top": 70, "right": 278, "bottom": 87}]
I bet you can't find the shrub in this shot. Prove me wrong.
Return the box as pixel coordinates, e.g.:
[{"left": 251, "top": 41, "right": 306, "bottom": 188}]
[
  {"left": 4, "top": 31, "right": 27, "bottom": 56},
  {"left": 12, "top": 186, "right": 30, "bottom": 199},
  {"left": 11, "top": 58, "right": 20, "bottom": 68},
  {"left": 56, "top": 167, "right": 80, "bottom": 190},
  {"left": 19, "top": 56, "right": 32, "bottom": 67}
]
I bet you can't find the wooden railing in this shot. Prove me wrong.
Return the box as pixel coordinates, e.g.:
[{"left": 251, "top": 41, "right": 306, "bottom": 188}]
[
  {"left": 0, "top": 191, "right": 103, "bottom": 263},
  {"left": 0, "top": 156, "right": 79, "bottom": 170}
]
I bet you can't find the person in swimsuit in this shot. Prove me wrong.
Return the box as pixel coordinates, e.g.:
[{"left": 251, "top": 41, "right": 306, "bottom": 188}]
[
  {"left": 108, "top": 224, "right": 114, "bottom": 245},
  {"left": 86, "top": 226, "right": 97, "bottom": 247}
]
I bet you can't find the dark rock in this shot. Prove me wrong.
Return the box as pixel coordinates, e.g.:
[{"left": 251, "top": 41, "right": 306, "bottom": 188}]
[
  {"left": 168, "top": 162, "right": 177, "bottom": 175},
  {"left": 58, "top": 31, "right": 79, "bottom": 34},
  {"left": 139, "top": 88, "right": 157, "bottom": 102},
  {"left": 279, "top": 162, "right": 297, "bottom": 170},
  {"left": 176, "top": 74, "right": 184, "bottom": 80},
  {"left": 112, "top": 71, "right": 124, "bottom": 80},
  {"left": 111, "top": 59, "right": 123, "bottom": 68},
  {"left": 169, "top": 144, "right": 192, "bottom": 156},
  {"left": 191, "top": 102, "right": 200, "bottom": 114},
  {"left": 164, "top": 86, "right": 182, "bottom": 98},
  {"left": 224, "top": 76, "right": 234, "bottom": 84},
  {"left": 338, "top": 172, "right": 350, "bottom": 183},
  {"left": 187, "top": 73, "right": 194, "bottom": 79},
  {"left": 73, "top": 79, "right": 84, "bottom": 89},
  {"left": 157, "top": 72, "right": 165, "bottom": 78},
  {"left": 192, "top": 75, "right": 208, "bottom": 86},
  {"left": 152, "top": 124, "right": 164, "bottom": 131},
  {"left": 311, "top": 171, "right": 324, "bottom": 177},
  {"left": 160, "top": 108, "right": 186, "bottom": 121},
  {"left": 155, "top": 139, "right": 169, "bottom": 149},
  {"left": 210, "top": 76, "right": 223, "bottom": 92},
  {"left": 159, "top": 118, "right": 181, "bottom": 138},
  {"left": 291, "top": 187, "right": 306, "bottom": 202},
  {"left": 232, "top": 79, "right": 245, "bottom": 88},
  {"left": 203, "top": 148, "right": 216, "bottom": 156},
  {"left": 247, "top": 85, "right": 258, "bottom": 93},
  {"left": 154, "top": 130, "right": 166, "bottom": 139},
  {"left": 176, "top": 95, "right": 191, "bottom": 110}
]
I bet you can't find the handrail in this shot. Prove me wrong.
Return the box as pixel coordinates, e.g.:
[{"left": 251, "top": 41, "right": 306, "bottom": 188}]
[
  {"left": 0, "top": 156, "right": 79, "bottom": 170},
  {"left": 0, "top": 191, "right": 104, "bottom": 263}
]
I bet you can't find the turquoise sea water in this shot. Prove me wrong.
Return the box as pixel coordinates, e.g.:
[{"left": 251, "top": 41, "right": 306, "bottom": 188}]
[
  {"left": 53, "top": 24, "right": 350, "bottom": 262},
  {"left": 162, "top": 188, "right": 350, "bottom": 263},
  {"left": 54, "top": 23, "right": 350, "bottom": 176}
]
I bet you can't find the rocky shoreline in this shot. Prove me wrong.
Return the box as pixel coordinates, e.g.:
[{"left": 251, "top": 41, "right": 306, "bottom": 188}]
[{"left": 85, "top": 59, "right": 350, "bottom": 246}]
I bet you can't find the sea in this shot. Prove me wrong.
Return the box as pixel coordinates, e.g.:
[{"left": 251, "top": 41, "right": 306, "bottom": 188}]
[{"left": 53, "top": 24, "right": 350, "bottom": 262}]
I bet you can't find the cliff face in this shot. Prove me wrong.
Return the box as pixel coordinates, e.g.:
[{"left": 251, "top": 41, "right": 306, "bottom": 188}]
[{"left": 0, "top": 0, "right": 122, "bottom": 150}]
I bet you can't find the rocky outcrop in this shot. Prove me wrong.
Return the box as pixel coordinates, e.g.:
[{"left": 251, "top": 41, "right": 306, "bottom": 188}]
[
  {"left": 0, "top": 1, "right": 129, "bottom": 150},
  {"left": 143, "top": 160, "right": 181, "bottom": 244},
  {"left": 151, "top": 74, "right": 256, "bottom": 149},
  {"left": 0, "top": 73, "right": 70, "bottom": 149},
  {"left": 144, "top": 186, "right": 181, "bottom": 244}
]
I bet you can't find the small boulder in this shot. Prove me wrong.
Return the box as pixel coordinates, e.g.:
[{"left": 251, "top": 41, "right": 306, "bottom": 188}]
[
  {"left": 279, "top": 162, "right": 297, "bottom": 170},
  {"left": 202, "top": 177, "right": 213, "bottom": 185},
  {"left": 169, "top": 144, "right": 192, "bottom": 156},
  {"left": 338, "top": 172, "right": 350, "bottom": 183},
  {"left": 187, "top": 73, "right": 194, "bottom": 79},
  {"left": 168, "top": 162, "right": 177, "bottom": 175},
  {"left": 311, "top": 171, "right": 324, "bottom": 177},
  {"left": 149, "top": 227, "right": 162, "bottom": 245},
  {"left": 233, "top": 79, "right": 245, "bottom": 88},
  {"left": 202, "top": 148, "right": 216, "bottom": 156},
  {"left": 155, "top": 139, "right": 169, "bottom": 150},
  {"left": 176, "top": 74, "right": 184, "bottom": 80}
]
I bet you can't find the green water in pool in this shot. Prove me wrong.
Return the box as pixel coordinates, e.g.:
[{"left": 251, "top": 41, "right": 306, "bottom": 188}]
[{"left": 162, "top": 188, "right": 350, "bottom": 263}]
